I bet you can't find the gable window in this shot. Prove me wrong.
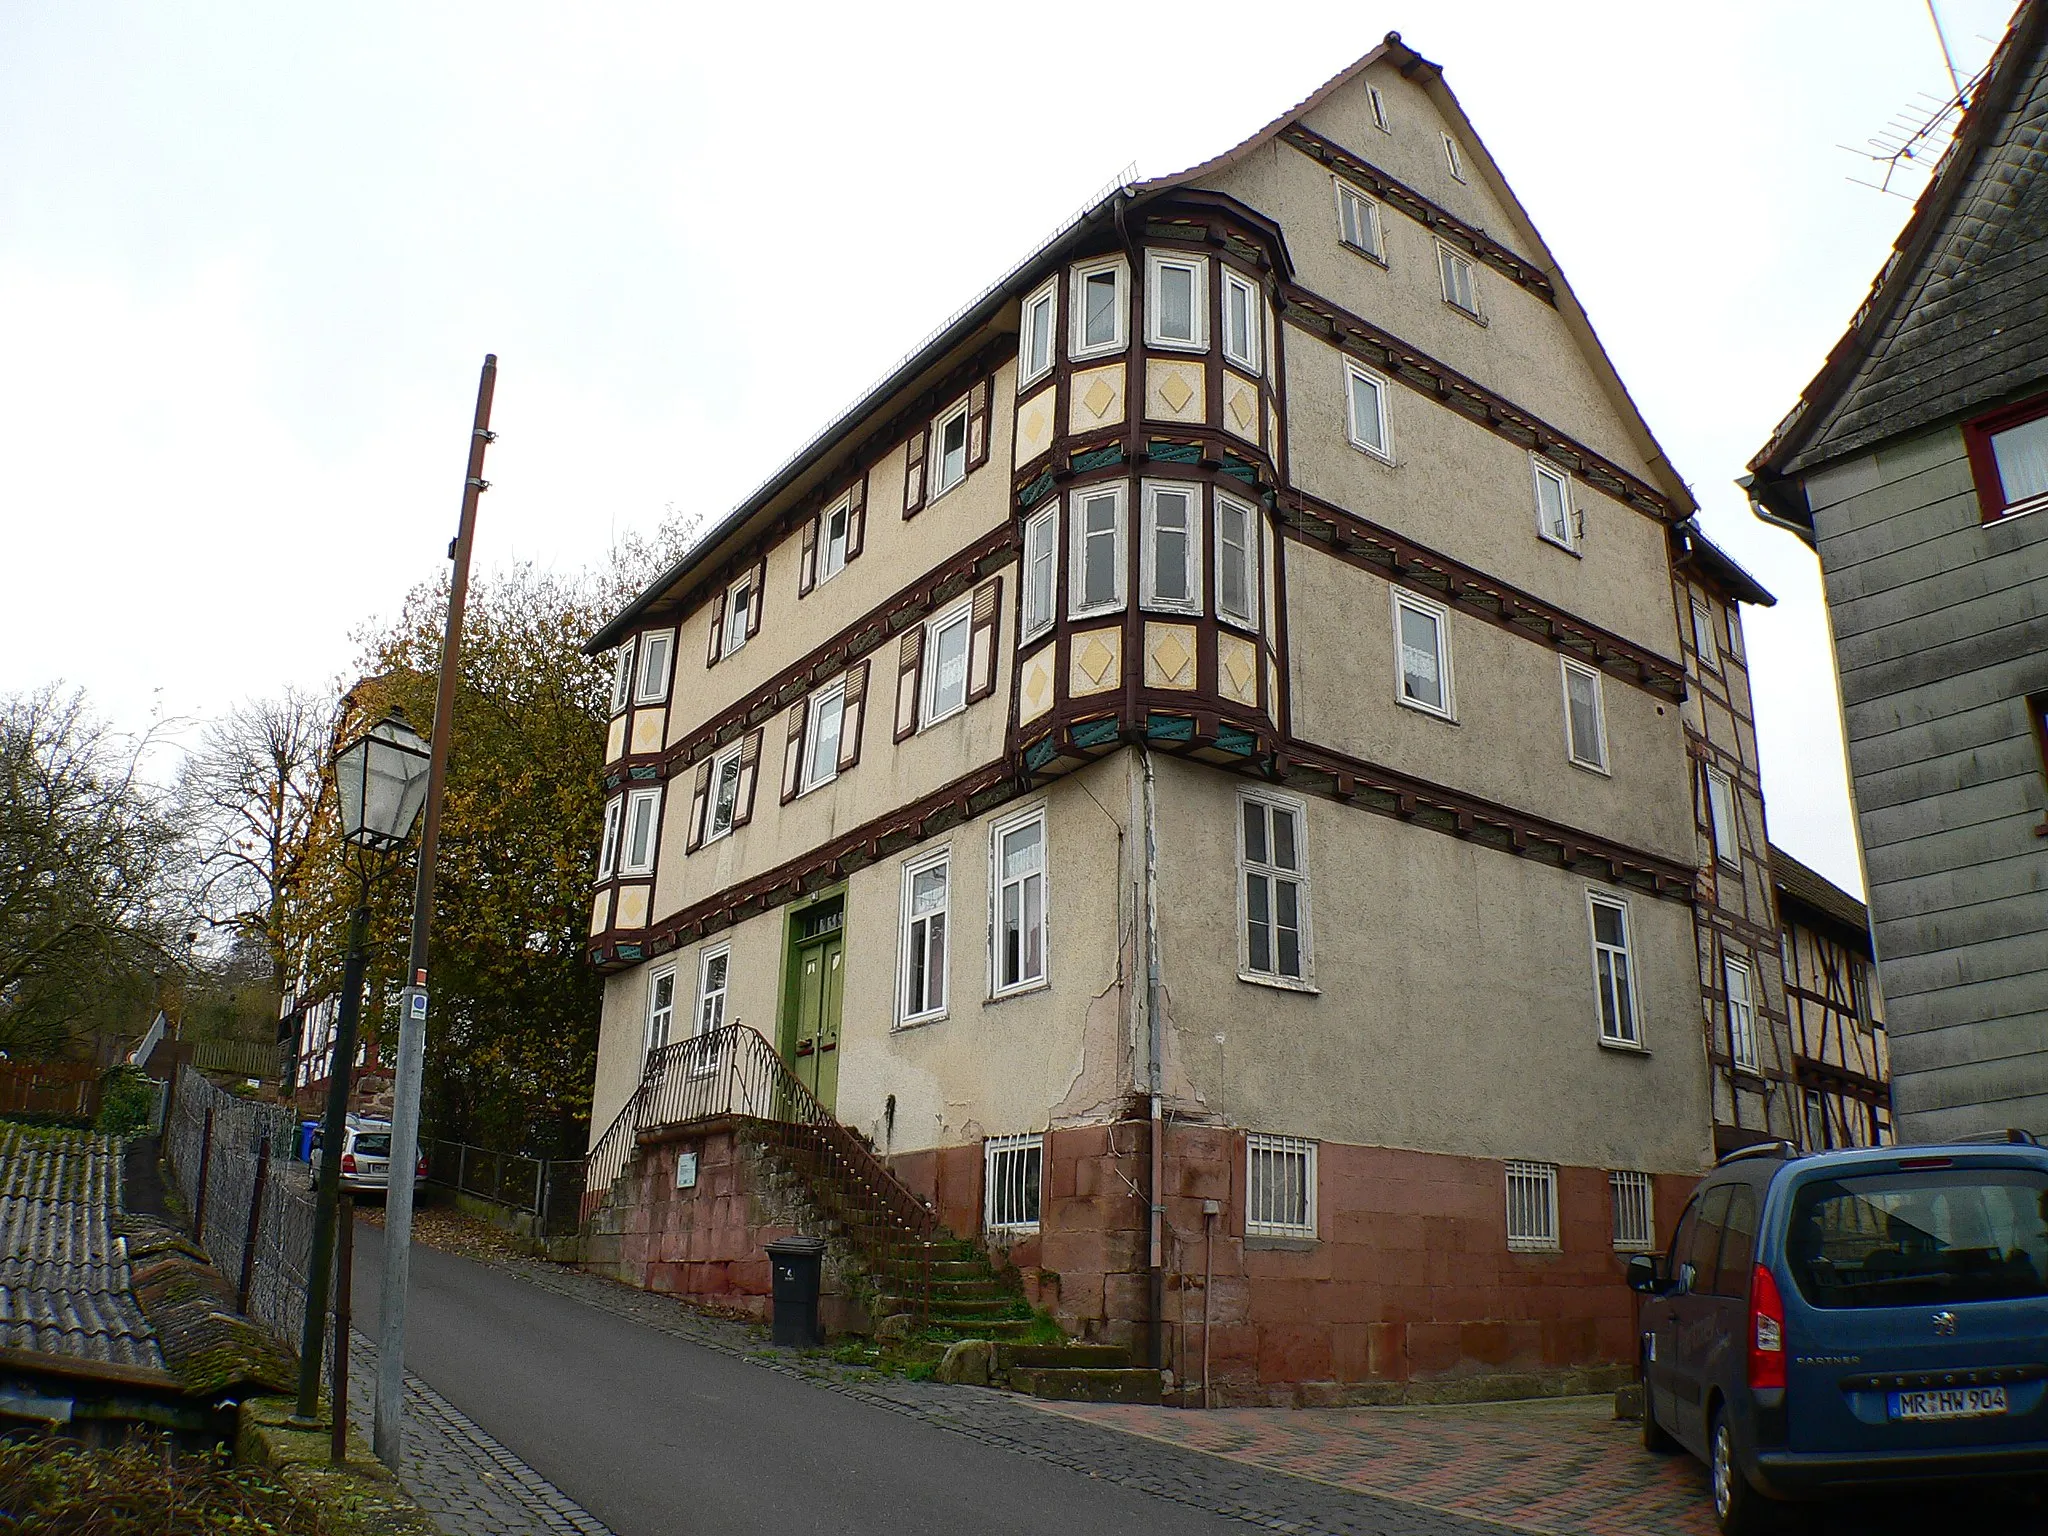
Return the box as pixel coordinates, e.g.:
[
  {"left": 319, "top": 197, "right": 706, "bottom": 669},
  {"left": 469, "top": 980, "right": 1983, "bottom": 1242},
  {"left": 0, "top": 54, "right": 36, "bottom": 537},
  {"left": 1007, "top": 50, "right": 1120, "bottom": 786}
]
[
  {"left": 1726, "top": 956, "right": 1760, "bottom": 1072},
  {"left": 1438, "top": 244, "right": 1480, "bottom": 317},
  {"left": 621, "top": 786, "right": 662, "bottom": 876},
  {"left": 1019, "top": 277, "right": 1057, "bottom": 388},
  {"left": 1366, "top": 82, "right": 1390, "bottom": 132},
  {"left": 1221, "top": 269, "right": 1261, "bottom": 373},
  {"left": 645, "top": 967, "right": 676, "bottom": 1054},
  {"left": 706, "top": 743, "right": 743, "bottom": 844},
  {"left": 1506, "top": 1161, "right": 1560, "bottom": 1252},
  {"left": 1393, "top": 591, "right": 1453, "bottom": 719},
  {"left": 634, "top": 630, "right": 674, "bottom": 704},
  {"left": 930, "top": 398, "right": 971, "bottom": 500},
  {"left": 1069, "top": 484, "right": 1127, "bottom": 618},
  {"left": 1140, "top": 481, "right": 1202, "bottom": 615},
  {"left": 899, "top": 851, "right": 949, "bottom": 1025},
  {"left": 1588, "top": 892, "right": 1639, "bottom": 1046},
  {"left": 609, "top": 643, "right": 635, "bottom": 715},
  {"left": 1239, "top": 791, "right": 1310, "bottom": 984},
  {"left": 1071, "top": 258, "right": 1127, "bottom": 360},
  {"left": 1215, "top": 492, "right": 1259, "bottom": 630},
  {"left": 1334, "top": 180, "right": 1384, "bottom": 261},
  {"left": 1246, "top": 1134, "right": 1317, "bottom": 1238},
  {"left": 1706, "top": 767, "right": 1740, "bottom": 867},
  {"left": 695, "top": 945, "right": 730, "bottom": 1037},
  {"left": 819, "top": 497, "right": 851, "bottom": 584},
  {"left": 800, "top": 682, "right": 845, "bottom": 795},
  {"left": 1020, "top": 506, "right": 1057, "bottom": 644},
  {"left": 597, "top": 796, "right": 623, "bottom": 881},
  {"left": 984, "top": 1133, "right": 1043, "bottom": 1235},
  {"left": 1441, "top": 132, "right": 1466, "bottom": 182},
  {"left": 1691, "top": 596, "right": 1720, "bottom": 669},
  {"left": 993, "top": 808, "right": 1047, "bottom": 996},
  {"left": 1611, "top": 1170, "right": 1655, "bottom": 1252},
  {"left": 1725, "top": 608, "right": 1744, "bottom": 661},
  {"left": 1344, "top": 361, "right": 1392, "bottom": 462},
  {"left": 1533, "top": 459, "right": 1575, "bottom": 550},
  {"left": 1562, "top": 659, "right": 1608, "bottom": 772},
  {"left": 1963, "top": 394, "right": 2048, "bottom": 522},
  {"left": 723, "top": 573, "right": 754, "bottom": 656},
  {"left": 922, "top": 603, "right": 973, "bottom": 727},
  {"left": 1145, "top": 252, "right": 1206, "bottom": 350}
]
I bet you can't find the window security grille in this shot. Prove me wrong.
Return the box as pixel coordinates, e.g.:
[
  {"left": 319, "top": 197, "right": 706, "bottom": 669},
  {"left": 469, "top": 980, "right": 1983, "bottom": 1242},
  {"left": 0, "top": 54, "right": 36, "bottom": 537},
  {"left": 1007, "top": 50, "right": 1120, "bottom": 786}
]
[
  {"left": 1246, "top": 1133, "right": 1317, "bottom": 1237},
  {"left": 1610, "top": 1170, "right": 1654, "bottom": 1252},
  {"left": 1506, "top": 1161, "right": 1560, "bottom": 1251},
  {"left": 984, "top": 1133, "right": 1043, "bottom": 1234}
]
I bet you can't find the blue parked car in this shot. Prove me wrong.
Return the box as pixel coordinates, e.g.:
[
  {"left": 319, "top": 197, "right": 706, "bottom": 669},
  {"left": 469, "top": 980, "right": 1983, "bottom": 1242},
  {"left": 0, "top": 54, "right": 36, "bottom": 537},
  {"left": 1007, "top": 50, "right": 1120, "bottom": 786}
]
[{"left": 1630, "top": 1134, "right": 2048, "bottom": 1533}]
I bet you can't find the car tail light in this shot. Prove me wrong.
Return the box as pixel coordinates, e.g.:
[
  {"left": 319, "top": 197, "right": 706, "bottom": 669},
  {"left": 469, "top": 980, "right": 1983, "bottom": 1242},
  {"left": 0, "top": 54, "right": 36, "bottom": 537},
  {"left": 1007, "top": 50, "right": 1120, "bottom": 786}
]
[
  {"left": 417, "top": 1153, "right": 427, "bottom": 1176},
  {"left": 1750, "top": 1263, "right": 1786, "bottom": 1389},
  {"left": 341, "top": 1153, "right": 357, "bottom": 1175}
]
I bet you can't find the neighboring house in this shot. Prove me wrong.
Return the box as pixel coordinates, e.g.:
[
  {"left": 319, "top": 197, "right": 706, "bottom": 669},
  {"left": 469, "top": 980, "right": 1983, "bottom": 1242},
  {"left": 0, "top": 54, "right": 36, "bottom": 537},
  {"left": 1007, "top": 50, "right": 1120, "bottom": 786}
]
[
  {"left": 582, "top": 34, "right": 1726, "bottom": 1401},
  {"left": 1746, "top": 0, "right": 2048, "bottom": 1141},
  {"left": 1770, "top": 844, "right": 1892, "bottom": 1150}
]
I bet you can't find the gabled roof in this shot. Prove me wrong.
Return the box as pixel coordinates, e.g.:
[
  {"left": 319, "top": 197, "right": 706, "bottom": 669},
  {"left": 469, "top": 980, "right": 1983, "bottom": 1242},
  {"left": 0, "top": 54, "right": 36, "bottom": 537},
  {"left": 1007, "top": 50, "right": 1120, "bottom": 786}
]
[
  {"left": 1672, "top": 521, "right": 1776, "bottom": 607},
  {"left": 1750, "top": 0, "right": 2048, "bottom": 530},
  {"left": 1769, "top": 842, "right": 1874, "bottom": 956}
]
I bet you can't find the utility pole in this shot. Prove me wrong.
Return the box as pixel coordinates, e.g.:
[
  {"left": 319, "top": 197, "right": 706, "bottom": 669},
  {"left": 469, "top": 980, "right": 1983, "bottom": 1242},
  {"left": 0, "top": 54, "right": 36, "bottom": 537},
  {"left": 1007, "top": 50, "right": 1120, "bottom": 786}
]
[{"left": 374, "top": 354, "right": 497, "bottom": 1469}]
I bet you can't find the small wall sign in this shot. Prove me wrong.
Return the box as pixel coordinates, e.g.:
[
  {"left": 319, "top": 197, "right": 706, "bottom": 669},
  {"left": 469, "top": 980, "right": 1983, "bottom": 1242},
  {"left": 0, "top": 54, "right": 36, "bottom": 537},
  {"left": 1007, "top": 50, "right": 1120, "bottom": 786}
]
[{"left": 675, "top": 1151, "right": 699, "bottom": 1189}]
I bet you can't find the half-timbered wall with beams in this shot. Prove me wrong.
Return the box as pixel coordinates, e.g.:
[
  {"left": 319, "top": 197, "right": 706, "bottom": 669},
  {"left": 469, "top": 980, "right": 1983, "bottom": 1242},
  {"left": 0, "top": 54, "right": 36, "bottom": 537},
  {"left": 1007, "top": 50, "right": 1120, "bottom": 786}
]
[{"left": 1772, "top": 846, "right": 1892, "bottom": 1151}]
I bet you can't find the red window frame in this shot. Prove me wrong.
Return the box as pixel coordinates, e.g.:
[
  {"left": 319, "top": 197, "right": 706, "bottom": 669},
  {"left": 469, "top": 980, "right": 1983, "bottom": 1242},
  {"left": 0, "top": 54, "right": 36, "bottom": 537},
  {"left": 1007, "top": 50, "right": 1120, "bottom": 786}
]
[{"left": 1962, "top": 392, "right": 2048, "bottom": 523}]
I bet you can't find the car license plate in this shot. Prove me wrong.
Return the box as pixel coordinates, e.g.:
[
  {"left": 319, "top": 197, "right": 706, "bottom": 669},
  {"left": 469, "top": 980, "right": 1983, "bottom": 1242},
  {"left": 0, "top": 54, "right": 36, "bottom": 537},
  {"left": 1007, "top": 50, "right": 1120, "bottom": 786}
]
[{"left": 1888, "top": 1386, "right": 2008, "bottom": 1421}]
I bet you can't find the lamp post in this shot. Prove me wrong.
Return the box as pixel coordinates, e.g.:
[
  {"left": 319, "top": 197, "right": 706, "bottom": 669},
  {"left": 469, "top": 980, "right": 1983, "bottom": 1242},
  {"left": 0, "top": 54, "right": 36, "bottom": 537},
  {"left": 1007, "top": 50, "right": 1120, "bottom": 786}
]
[{"left": 292, "top": 710, "right": 431, "bottom": 1435}]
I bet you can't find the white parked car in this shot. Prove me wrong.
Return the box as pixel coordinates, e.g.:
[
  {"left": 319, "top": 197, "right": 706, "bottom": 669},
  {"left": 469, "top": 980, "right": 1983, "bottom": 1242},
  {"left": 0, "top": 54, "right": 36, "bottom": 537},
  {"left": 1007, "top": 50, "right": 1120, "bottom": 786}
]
[{"left": 307, "top": 1115, "right": 425, "bottom": 1196}]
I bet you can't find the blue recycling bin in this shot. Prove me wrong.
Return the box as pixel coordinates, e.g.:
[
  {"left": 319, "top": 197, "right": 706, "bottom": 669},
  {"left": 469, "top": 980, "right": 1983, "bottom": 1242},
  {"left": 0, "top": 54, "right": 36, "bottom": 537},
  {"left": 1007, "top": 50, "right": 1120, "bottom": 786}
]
[{"left": 298, "top": 1119, "right": 320, "bottom": 1162}]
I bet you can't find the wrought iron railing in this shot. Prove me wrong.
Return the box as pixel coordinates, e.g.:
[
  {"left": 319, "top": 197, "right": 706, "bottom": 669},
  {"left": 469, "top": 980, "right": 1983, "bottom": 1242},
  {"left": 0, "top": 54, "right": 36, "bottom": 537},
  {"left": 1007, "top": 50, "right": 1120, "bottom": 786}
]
[{"left": 424, "top": 1138, "right": 584, "bottom": 1237}]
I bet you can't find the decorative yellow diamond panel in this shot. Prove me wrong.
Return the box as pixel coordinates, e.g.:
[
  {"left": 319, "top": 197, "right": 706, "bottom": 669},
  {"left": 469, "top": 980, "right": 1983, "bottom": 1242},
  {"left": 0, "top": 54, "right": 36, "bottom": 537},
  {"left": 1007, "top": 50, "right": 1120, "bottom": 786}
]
[
  {"left": 590, "top": 889, "right": 612, "bottom": 937},
  {"left": 1146, "top": 359, "right": 1206, "bottom": 425},
  {"left": 1145, "top": 623, "right": 1197, "bottom": 690},
  {"left": 605, "top": 714, "right": 628, "bottom": 764},
  {"left": 614, "top": 883, "right": 650, "bottom": 932},
  {"left": 1218, "top": 632, "right": 1259, "bottom": 706},
  {"left": 1015, "top": 388, "right": 1056, "bottom": 468},
  {"left": 630, "top": 709, "right": 665, "bottom": 755},
  {"left": 1068, "top": 364, "right": 1126, "bottom": 434},
  {"left": 1267, "top": 400, "right": 1282, "bottom": 457},
  {"left": 1018, "top": 646, "right": 1057, "bottom": 724},
  {"left": 1070, "top": 627, "right": 1123, "bottom": 697},
  {"left": 1223, "top": 373, "right": 1260, "bottom": 444}
]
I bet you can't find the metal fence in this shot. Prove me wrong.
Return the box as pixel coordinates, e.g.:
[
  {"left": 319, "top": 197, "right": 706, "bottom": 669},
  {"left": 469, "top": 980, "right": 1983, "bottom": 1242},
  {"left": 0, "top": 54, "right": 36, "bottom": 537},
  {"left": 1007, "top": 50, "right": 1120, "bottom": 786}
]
[{"left": 424, "top": 1138, "right": 584, "bottom": 1237}]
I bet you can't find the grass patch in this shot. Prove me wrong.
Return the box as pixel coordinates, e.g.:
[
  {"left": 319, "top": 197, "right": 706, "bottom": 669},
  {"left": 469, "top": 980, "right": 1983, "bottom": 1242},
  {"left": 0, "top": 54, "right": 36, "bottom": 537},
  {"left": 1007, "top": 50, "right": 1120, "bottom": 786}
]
[{"left": 0, "top": 1434, "right": 322, "bottom": 1535}]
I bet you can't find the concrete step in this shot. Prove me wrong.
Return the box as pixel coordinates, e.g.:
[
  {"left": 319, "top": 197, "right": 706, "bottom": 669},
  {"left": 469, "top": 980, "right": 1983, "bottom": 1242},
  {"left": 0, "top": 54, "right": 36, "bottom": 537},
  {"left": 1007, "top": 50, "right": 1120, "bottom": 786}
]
[
  {"left": 876, "top": 1293, "right": 1028, "bottom": 1320},
  {"left": 994, "top": 1343, "right": 1131, "bottom": 1372},
  {"left": 1014, "top": 1367, "right": 1163, "bottom": 1405}
]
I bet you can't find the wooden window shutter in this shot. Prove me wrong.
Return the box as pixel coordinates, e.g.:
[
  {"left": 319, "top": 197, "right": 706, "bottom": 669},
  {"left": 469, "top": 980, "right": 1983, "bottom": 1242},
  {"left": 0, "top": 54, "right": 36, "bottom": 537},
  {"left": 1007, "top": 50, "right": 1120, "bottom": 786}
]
[
  {"left": 685, "top": 757, "right": 714, "bottom": 853},
  {"left": 965, "top": 378, "right": 992, "bottom": 472},
  {"left": 903, "top": 428, "right": 928, "bottom": 518},
  {"left": 731, "top": 728, "right": 764, "bottom": 827},
  {"left": 846, "top": 474, "right": 867, "bottom": 560},
  {"left": 894, "top": 625, "right": 925, "bottom": 742},
  {"left": 780, "top": 698, "right": 810, "bottom": 805},
  {"left": 705, "top": 589, "right": 727, "bottom": 667},
  {"left": 837, "top": 659, "right": 868, "bottom": 772},
  {"left": 966, "top": 575, "right": 1002, "bottom": 703},
  {"left": 799, "top": 518, "right": 819, "bottom": 597},
  {"left": 746, "top": 557, "right": 767, "bottom": 638}
]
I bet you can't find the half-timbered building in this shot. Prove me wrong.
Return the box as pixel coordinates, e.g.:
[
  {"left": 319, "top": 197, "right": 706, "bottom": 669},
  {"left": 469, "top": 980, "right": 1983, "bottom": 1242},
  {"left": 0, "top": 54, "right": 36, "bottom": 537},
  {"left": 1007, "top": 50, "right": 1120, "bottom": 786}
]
[{"left": 1771, "top": 845, "right": 1892, "bottom": 1151}]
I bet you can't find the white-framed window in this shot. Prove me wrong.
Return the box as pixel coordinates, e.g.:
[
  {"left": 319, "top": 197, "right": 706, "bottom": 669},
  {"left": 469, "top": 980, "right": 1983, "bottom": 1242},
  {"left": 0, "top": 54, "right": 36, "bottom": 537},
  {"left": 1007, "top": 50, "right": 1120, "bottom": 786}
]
[
  {"left": 621, "top": 786, "right": 662, "bottom": 876},
  {"left": 1366, "top": 82, "right": 1390, "bottom": 132},
  {"left": 1221, "top": 268, "right": 1261, "bottom": 373},
  {"left": 1019, "top": 276, "right": 1057, "bottom": 387},
  {"left": 1611, "top": 1170, "right": 1655, "bottom": 1252},
  {"left": 820, "top": 496, "right": 852, "bottom": 584},
  {"left": 1246, "top": 1133, "right": 1317, "bottom": 1238},
  {"left": 1334, "top": 180, "right": 1384, "bottom": 261},
  {"left": 1020, "top": 505, "right": 1057, "bottom": 644},
  {"left": 1438, "top": 244, "right": 1480, "bottom": 317},
  {"left": 800, "top": 681, "right": 845, "bottom": 795},
  {"left": 1805, "top": 1089, "right": 1828, "bottom": 1151},
  {"left": 1726, "top": 955, "right": 1760, "bottom": 1072},
  {"left": 1706, "top": 767, "right": 1740, "bottom": 867},
  {"left": 1070, "top": 257, "right": 1127, "bottom": 360},
  {"left": 1238, "top": 790, "right": 1310, "bottom": 984},
  {"left": 898, "top": 850, "right": 949, "bottom": 1025},
  {"left": 1561, "top": 659, "right": 1608, "bottom": 773},
  {"left": 992, "top": 807, "right": 1047, "bottom": 997},
  {"left": 634, "top": 629, "right": 675, "bottom": 704},
  {"left": 1068, "top": 483, "right": 1127, "bottom": 618},
  {"left": 1344, "top": 361, "right": 1392, "bottom": 462},
  {"left": 723, "top": 573, "right": 753, "bottom": 656},
  {"left": 983, "top": 1132, "right": 1043, "bottom": 1235},
  {"left": 930, "top": 397, "right": 971, "bottom": 501},
  {"left": 1145, "top": 251, "right": 1207, "bottom": 350},
  {"left": 646, "top": 965, "right": 677, "bottom": 1054},
  {"left": 1140, "top": 481, "right": 1203, "bottom": 615},
  {"left": 1441, "top": 132, "right": 1466, "bottom": 181},
  {"left": 609, "top": 642, "right": 635, "bottom": 715},
  {"left": 1726, "top": 608, "right": 1744, "bottom": 661},
  {"left": 1392, "top": 591, "right": 1453, "bottom": 719},
  {"left": 1214, "top": 492, "right": 1260, "bottom": 631},
  {"left": 922, "top": 603, "right": 973, "bottom": 728},
  {"left": 1588, "top": 892, "right": 1639, "bottom": 1046},
  {"left": 1533, "top": 459, "right": 1575, "bottom": 551},
  {"left": 1691, "top": 596, "right": 1720, "bottom": 669},
  {"left": 597, "top": 796, "right": 623, "bottom": 881},
  {"left": 1505, "top": 1161, "right": 1560, "bottom": 1252},
  {"left": 695, "top": 944, "right": 730, "bottom": 1037},
  {"left": 705, "top": 743, "right": 743, "bottom": 844}
]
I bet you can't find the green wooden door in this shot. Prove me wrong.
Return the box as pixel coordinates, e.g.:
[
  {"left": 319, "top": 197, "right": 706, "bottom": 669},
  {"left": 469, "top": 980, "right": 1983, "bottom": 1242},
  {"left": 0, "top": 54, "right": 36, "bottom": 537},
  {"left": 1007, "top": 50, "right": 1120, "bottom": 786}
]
[{"left": 787, "top": 907, "right": 844, "bottom": 1113}]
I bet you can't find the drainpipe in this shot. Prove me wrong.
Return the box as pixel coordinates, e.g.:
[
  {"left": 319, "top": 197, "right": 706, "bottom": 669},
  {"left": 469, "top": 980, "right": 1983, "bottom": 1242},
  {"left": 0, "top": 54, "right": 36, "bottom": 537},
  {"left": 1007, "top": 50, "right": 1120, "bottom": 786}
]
[{"left": 1141, "top": 748, "right": 1166, "bottom": 1373}]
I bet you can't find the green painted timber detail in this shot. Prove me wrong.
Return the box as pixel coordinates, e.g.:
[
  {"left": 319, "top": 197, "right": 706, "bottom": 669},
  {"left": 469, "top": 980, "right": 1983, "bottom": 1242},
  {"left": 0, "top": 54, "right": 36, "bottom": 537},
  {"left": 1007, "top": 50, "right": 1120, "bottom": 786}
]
[
  {"left": 1019, "top": 470, "right": 1057, "bottom": 507},
  {"left": 1024, "top": 737, "right": 1058, "bottom": 771},
  {"left": 1071, "top": 443, "right": 1126, "bottom": 473},
  {"left": 1070, "top": 717, "right": 1121, "bottom": 749},
  {"left": 1215, "top": 725, "right": 1257, "bottom": 756},
  {"left": 1222, "top": 456, "right": 1258, "bottom": 484},
  {"left": 1145, "top": 713, "right": 1194, "bottom": 742},
  {"left": 1148, "top": 440, "right": 1201, "bottom": 464}
]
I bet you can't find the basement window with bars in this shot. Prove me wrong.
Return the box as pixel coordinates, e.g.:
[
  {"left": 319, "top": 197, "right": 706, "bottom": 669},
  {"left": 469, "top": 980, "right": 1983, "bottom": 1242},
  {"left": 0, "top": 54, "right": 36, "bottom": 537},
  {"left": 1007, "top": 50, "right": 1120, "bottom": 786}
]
[
  {"left": 1506, "top": 1161, "right": 1560, "bottom": 1252},
  {"left": 984, "top": 1133, "right": 1043, "bottom": 1235},
  {"left": 1610, "top": 1170, "right": 1655, "bottom": 1252},
  {"left": 1246, "top": 1133, "right": 1317, "bottom": 1238}
]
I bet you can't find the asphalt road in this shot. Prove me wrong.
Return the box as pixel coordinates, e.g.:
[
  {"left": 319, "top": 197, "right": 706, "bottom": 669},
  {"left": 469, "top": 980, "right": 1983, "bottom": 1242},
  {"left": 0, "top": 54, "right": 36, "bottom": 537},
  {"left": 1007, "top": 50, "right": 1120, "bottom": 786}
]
[{"left": 345, "top": 1221, "right": 1261, "bottom": 1536}]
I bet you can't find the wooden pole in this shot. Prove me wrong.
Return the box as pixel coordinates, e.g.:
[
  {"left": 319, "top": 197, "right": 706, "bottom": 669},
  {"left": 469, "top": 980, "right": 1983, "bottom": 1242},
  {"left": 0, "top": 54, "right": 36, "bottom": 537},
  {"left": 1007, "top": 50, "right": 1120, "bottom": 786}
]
[{"left": 237, "top": 1131, "right": 271, "bottom": 1314}]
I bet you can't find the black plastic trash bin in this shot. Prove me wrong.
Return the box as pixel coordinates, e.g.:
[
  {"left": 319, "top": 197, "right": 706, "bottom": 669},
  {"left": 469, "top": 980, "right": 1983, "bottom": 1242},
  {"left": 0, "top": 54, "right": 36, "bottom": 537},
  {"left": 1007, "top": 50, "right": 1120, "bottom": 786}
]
[{"left": 766, "top": 1235, "right": 828, "bottom": 1347}]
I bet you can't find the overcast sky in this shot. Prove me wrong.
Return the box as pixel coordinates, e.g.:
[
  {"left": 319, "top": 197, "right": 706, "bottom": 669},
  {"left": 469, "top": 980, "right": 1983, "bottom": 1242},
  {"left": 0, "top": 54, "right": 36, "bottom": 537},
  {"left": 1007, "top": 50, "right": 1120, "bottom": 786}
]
[{"left": 0, "top": 2, "right": 2018, "bottom": 896}]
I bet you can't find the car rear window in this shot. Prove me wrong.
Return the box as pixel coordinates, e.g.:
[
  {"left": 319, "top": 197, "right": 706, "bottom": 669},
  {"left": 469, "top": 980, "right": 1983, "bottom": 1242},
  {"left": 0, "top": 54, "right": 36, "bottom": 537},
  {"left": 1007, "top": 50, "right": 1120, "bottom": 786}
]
[
  {"left": 1787, "top": 1167, "right": 2048, "bottom": 1309},
  {"left": 352, "top": 1134, "right": 392, "bottom": 1157}
]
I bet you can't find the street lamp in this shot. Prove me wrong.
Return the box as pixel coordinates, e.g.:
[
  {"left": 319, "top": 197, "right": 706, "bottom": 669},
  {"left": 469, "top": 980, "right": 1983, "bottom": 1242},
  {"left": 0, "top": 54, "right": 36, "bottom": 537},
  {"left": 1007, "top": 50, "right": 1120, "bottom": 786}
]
[{"left": 292, "top": 709, "right": 431, "bottom": 1437}]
